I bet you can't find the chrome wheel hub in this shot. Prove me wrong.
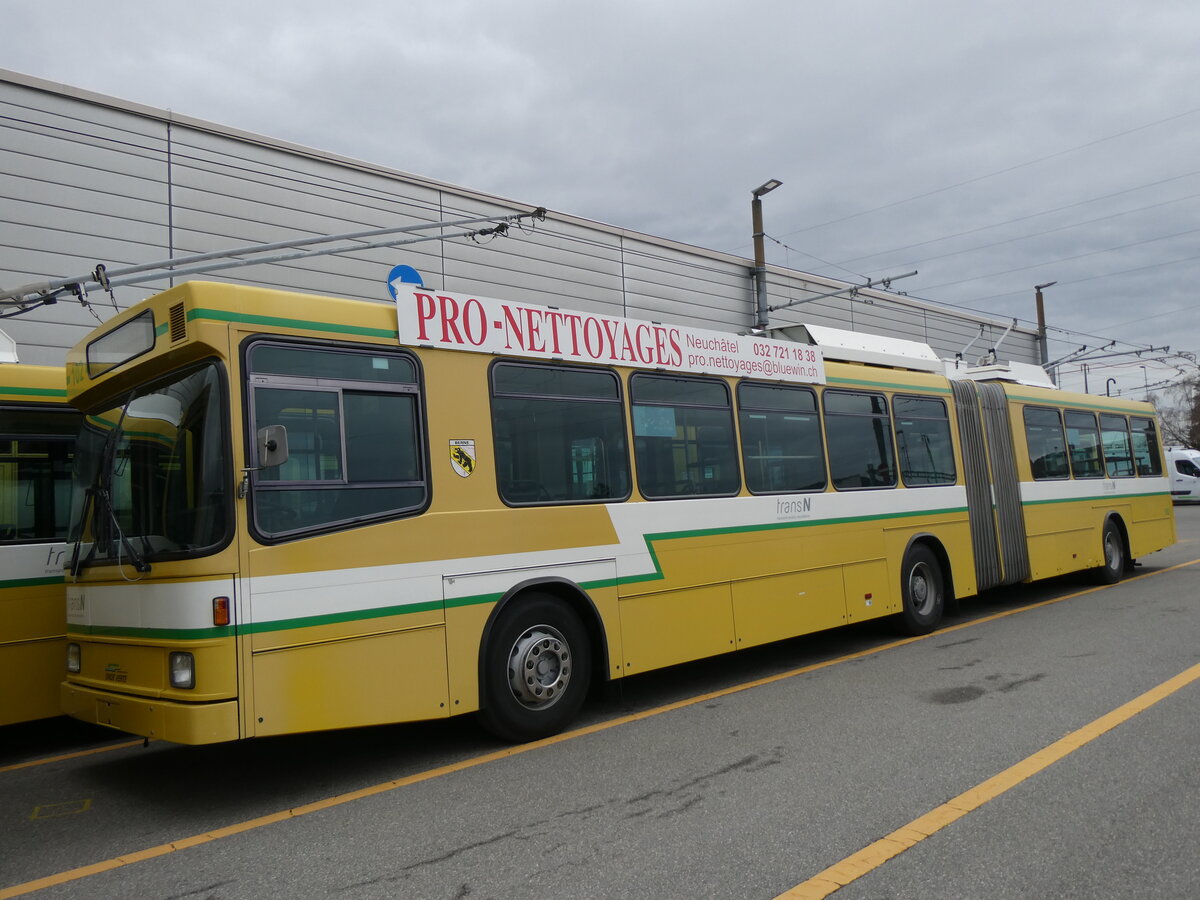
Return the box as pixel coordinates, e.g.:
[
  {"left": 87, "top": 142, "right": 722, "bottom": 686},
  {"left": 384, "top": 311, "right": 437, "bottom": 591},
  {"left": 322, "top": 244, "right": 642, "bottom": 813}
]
[
  {"left": 909, "top": 562, "right": 935, "bottom": 615},
  {"left": 507, "top": 624, "right": 571, "bottom": 710},
  {"left": 1105, "top": 533, "right": 1120, "bottom": 570}
]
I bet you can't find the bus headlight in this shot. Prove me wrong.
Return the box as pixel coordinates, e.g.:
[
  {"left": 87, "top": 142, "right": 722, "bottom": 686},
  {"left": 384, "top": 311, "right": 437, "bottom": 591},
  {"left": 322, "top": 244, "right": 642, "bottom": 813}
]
[
  {"left": 169, "top": 652, "right": 195, "bottom": 689},
  {"left": 67, "top": 643, "right": 81, "bottom": 673}
]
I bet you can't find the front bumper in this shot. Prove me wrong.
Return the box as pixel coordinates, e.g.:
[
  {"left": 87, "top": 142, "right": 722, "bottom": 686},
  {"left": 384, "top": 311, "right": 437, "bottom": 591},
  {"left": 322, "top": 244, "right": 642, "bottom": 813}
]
[{"left": 61, "top": 681, "right": 240, "bottom": 745}]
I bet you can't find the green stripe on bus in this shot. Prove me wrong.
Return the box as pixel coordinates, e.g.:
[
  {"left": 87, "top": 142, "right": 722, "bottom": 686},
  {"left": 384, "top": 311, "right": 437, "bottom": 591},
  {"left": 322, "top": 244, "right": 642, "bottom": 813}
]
[
  {"left": 238, "top": 598, "right": 445, "bottom": 634},
  {"left": 826, "top": 376, "right": 952, "bottom": 393},
  {"left": 0, "top": 385, "right": 68, "bottom": 398},
  {"left": 1022, "top": 491, "right": 1170, "bottom": 507},
  {"left": 447, "top": 506, "right": 970, "bottom": 600},
  {"left": 0, "top": 575, "right": 65, "bottom": 589},
  {"left": 620, "top": 505, "right": 968, "bottom": 585},
  {"left": 444, "top": 576, "right": 622, "bottom": 610},
  {"left": 68, "top": 624, "right": 235, "bottom": 640},
  {"left": 187, "top": 307, "right": 399, "bottom": 340},
  {"left": 1004, "top": 392, "right": 1152, "bottom": 414}
]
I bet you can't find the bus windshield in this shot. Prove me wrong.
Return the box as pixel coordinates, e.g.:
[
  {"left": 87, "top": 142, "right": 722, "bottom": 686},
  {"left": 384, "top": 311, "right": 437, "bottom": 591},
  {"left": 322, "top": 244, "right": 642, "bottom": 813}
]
[{"left": 69, "top": 362, "right": 230, "bottom": 570}]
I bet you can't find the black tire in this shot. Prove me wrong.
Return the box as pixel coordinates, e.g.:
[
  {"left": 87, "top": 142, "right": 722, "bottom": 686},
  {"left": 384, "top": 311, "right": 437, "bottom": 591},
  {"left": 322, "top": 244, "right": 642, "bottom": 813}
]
[
  {"left": 477, "top": 594, "right": 592, "bottom": 742},
  {"left": 894, "top": 544, "right": 945, "bottom": 636},
  {"left": 1094, "top": 520, "right": 1126, "bottom": 585}
]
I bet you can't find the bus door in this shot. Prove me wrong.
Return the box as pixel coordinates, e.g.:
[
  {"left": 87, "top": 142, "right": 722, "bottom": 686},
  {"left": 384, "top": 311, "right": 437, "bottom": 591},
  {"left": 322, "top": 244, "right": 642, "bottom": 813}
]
[{"left": 240, "top": 340, "right": 447, "bottom": 736}]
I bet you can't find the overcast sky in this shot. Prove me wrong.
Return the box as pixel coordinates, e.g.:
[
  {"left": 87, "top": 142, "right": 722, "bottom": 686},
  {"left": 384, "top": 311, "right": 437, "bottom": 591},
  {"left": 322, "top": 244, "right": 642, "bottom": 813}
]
[{"left": 3, "top": 0, "right": 1198, "bottom": 397}]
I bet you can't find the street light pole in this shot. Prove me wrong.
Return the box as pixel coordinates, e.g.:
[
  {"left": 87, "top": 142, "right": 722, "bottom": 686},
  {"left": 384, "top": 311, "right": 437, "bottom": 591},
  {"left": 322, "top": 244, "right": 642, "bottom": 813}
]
[
  {"left": 1034, "top": 281, "right": 1056, "bottom": 383},
  {"left": 752, "top": 179, "right": 782, "bottom": 330}
]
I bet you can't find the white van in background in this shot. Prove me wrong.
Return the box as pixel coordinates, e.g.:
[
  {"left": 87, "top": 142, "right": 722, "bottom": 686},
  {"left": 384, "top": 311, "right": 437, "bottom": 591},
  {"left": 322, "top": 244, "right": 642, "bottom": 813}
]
[{"left": 1168, "top": 447, "right": 1200, "bottom": 502}]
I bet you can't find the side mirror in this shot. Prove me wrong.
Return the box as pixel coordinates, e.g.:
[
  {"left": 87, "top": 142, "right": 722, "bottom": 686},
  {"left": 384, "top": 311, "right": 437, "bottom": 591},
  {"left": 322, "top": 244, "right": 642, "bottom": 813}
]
[{"left": 257, "top": 425, "right": 289, "bottom": 468}]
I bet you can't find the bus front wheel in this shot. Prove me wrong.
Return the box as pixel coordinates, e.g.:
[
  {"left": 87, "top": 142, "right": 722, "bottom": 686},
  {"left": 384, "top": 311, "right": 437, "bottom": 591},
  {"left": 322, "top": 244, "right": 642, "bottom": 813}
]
[
  {"left": 1094, "top": 520, "right": 1126, "bottom": 585},
  {"left": 895, "top": 544, "right": 945, "bottom": 636},
  {"left": 478, "top": 594, "right": 592, "bottom": 742}
]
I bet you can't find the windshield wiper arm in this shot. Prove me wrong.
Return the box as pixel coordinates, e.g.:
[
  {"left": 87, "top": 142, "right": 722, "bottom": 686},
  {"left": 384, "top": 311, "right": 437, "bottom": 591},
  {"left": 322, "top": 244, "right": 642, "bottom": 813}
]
[
  {"left": 68, "top": 486, "right": 97, "bottom": 577},
  {"left": 97, "top": 485, "right": 151, "bottom": 574},
  {"left": 68, "top": 389, "right": 152, "bottom": 575}
]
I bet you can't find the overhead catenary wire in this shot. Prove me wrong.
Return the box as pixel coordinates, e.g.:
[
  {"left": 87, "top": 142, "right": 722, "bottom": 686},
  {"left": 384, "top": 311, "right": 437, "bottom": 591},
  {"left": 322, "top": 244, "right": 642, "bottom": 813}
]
[
  {"left": 775, "top": 105, "right": 1200, "bottom": 240},
  {"left": 5, "top": 94, "right": 1192, "bottom": 379},
  {"left": 840, "top": 190, "right": 1200, "bottom": 274},
  {"left": 832, "top": 168, "right": 1200, "bottom": 268},
  {"left": 0, "top": 209, "right": 548, "bottom": 313}
]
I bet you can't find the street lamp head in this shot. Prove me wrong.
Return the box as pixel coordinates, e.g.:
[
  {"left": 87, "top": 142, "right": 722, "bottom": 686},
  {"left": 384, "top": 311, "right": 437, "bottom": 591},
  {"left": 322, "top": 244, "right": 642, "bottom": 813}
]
[
  {"left": 1034, "top": 281, "right": 1057, "bottom": 291},
  {"left": 753, "top": 179, "right": 783, "bottom": 198}
]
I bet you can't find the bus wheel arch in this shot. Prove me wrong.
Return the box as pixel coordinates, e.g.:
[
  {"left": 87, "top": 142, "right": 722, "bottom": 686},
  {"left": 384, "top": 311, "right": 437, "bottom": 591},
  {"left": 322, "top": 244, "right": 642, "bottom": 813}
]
[
  {"left": 1094, "top": 514, "right": 1130, "bottom": 584},
  {"left": 476, "top": 579, "right": 602, "bottom": 742},
  {"left": 894, "top": 536, "right": 950, "bottom": 635}
]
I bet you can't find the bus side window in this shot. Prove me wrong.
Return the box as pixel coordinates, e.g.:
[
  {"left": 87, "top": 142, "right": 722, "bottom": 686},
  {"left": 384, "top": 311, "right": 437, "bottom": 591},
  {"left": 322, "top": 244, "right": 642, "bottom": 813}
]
[
  {"left": 1023, "top": 406, "right": 1069, "bottom": 479},
  {"left": 631, "top": 374, "right": 739, "bottom": 499},
  {"left": 246, "top": 343, "right": 426, "bottom": 538},
  {"left": 823, "top": 390, "right": 896, "bottom": 490},
  {"left": 0, "top": 407, "right": 79, "bottom": 544},
  {"left": 1063, "top": 410, "right": 1104, "bottom": 479},
  {"left": 1099, "top": 414, "right": 1135, "bottom": 478},
  {"left": 893, "top": 395, "right": 956, "bottom": 486},
  {"left": 737, "top": 382, "right": 825, "bottom": 494},
  {"left": 1130, "top": 416, "right": 1164, "bottom": 476},
  {"left": 0, "top": 436, "right": 74, "bottom": 542},
  {"left": 490, "top": 362, "right": 630, "bottom": 505}
]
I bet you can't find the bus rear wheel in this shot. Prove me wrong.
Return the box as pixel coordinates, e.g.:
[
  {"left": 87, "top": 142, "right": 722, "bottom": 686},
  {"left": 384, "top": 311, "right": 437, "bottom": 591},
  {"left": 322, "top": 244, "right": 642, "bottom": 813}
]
[
  {"left": 478, "top": 594, "right": 592, "bottom": 743},
  {"left": 1094, "top": 520, "right": 1126, "bottom": 585},
  {"left": 895, "top": 544, "right": 945, "bottom": 636}
]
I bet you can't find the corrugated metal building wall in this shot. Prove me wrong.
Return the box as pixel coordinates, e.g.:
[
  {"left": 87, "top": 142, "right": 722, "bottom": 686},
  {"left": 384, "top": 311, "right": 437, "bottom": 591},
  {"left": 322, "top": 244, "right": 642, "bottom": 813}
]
[{"left": 0, "top": 69, "right": 1039, "bottom": 368}]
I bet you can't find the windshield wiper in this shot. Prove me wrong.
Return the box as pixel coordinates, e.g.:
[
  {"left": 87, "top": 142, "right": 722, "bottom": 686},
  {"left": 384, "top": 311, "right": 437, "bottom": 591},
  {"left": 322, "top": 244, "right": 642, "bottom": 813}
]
[
  {"left": 68, "top": 486, "right": 96, "bottom": 577},
  {"left": 96, "top": 484, "right": 151, "bottom": 574},
  {"left": 68, "top": 389, "right": 150, "bottom": 575}
]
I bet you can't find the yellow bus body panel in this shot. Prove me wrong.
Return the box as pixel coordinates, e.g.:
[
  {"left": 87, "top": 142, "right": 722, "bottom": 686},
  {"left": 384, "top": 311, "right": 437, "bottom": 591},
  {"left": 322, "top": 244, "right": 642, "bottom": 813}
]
[
  {"left": 0, "top": 581, "right": 64, "bottom": 725},
  {"left": 1, "top": 362, "right": 72, "bottom": 725},
  {"left": 61, "top": 681, "right": 239, "bottom": 744},
  {"left": 251, "top": 625, "right": 449, "bottom": 736}
]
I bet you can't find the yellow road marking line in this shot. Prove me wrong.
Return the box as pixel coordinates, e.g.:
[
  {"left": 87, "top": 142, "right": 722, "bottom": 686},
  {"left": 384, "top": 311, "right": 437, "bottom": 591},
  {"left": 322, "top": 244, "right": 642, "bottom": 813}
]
[
  {"left": 778, "top": 659, "right": 1200, "bottom": 899},
  {"left": 0, "top": 740, "right": 143, "bottom": 775},
  {"left": 2, "top": 556, "right": 1196, "bottom": 899}
]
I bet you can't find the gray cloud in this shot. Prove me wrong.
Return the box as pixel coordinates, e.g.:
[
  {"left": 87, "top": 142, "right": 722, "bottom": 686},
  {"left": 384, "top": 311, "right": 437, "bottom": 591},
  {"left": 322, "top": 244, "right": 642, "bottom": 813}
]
[{"left": 3, "top": 0, "right": 1198, "bottom": 395}]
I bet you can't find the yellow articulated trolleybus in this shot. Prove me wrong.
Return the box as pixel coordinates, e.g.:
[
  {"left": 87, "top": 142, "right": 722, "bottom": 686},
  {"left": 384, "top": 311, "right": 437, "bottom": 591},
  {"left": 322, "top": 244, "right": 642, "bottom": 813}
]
[
  {"left": 0, "top": 341, "right": 79, "bottom": 726},
  {"left": 59, "top": 281, "right": 1176, "bottom": 744}
]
